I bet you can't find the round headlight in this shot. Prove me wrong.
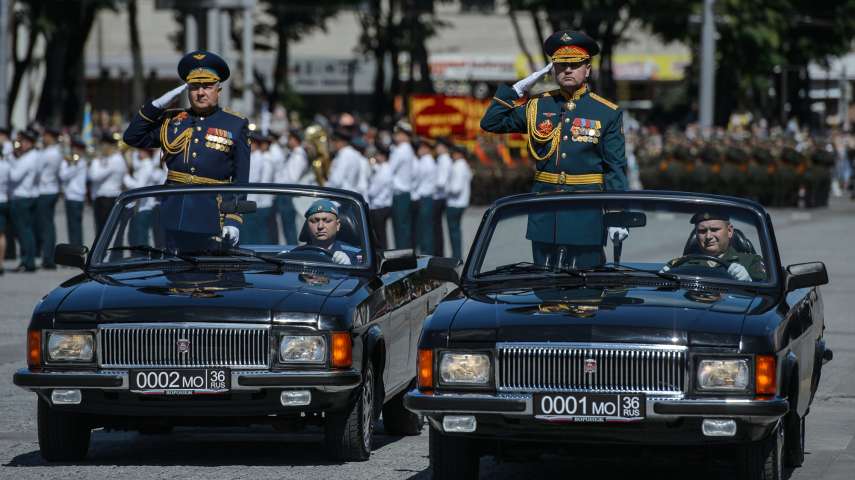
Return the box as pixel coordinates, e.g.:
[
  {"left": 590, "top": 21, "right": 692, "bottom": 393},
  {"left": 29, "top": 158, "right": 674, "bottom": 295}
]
[
  {"left": 697, "top": 359, "right": 750, "bottom": 391},
  {"left": 439, "top": 352, "right": 491, "bottom": 384},
  {"left": 279, "top": 335, "right": 326, "bottom": 363},
  {"left": 47, "top": 332, "right": 94, "bottom": 362}
]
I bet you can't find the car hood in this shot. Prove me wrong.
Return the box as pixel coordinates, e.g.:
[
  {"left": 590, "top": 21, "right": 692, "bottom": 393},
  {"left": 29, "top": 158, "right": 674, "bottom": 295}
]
[
  {"left": 53, "top": 267, "right": 350, "bottom": 325},
  {"left": 449, "top": 284, "right": 758, "bottom": 347}
]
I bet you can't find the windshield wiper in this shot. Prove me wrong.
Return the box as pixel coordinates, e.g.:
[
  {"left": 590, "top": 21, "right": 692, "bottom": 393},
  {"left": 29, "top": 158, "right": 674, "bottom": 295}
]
[
  {"left": 580, "top": 263, "right": 681, "bottom": 283},
  {"left": 208, "top": 246, "right": 288, "bottom": 270},
  {"left": 477, "top": 262, "right": 552, "bottom": 277},
  {"left": 106, "top": 245, "right": 199, "bottom": 264}
]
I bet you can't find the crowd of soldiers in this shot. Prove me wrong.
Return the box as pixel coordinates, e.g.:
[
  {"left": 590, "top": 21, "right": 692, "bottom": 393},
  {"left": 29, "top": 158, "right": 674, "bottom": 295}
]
[
  {"left": 632, "top": 125, "right": 850, "bottom": 208},
  {"left": 0, "top": 117, "right": 475, "bottom": 274}
]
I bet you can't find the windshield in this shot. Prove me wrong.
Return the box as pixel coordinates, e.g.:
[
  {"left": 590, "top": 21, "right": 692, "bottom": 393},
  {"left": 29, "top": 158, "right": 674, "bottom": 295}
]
[
  {"left": 472, "top": 196, "right": 775, "bottom": 286},
  {"left": 92, "top": 188, "right": 370, "bottom": 269}
]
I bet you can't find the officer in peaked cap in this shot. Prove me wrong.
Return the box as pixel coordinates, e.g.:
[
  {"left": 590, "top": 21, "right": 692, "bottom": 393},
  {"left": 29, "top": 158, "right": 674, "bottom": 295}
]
[
  {"left": 123, "top": 49, "right": 249, "bottom": 251},
  {"left": 480, "top": 30, "right": 628, "bottom": 268}
]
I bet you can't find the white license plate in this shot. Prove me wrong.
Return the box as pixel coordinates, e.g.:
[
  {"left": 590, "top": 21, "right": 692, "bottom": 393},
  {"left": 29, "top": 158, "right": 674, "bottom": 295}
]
[
  {"left": 533, "top": 393, "right": 645, "bottom": 422},
  {"left": 130, "top": 369, "right": 230, "bottom": 394}
]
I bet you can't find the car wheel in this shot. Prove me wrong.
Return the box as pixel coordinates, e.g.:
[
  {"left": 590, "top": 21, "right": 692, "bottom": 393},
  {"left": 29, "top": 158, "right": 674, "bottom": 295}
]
[
  {"left": 37, "top": 398, "right": 91, "bottom": 462},
  {"left": 784, "top": 412, "right": 805, "bottom": 467},
  {"left": 739, "top": 421, "right": 784, "bottom": 480},
  {"left": 324, "top": 362, "right": 376, "bottom": 461},
  {"left": 429, "top": 424, "right": 479, "bottom": 480},
  {"left": 382, "top": 384, "right": 423, "bottom": 436}
]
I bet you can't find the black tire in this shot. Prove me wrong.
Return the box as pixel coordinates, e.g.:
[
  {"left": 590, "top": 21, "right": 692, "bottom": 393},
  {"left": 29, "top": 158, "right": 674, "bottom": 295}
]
[
  {"left": 739, "top": 422, "right": 784, "bottom": 480},
  {"left": 382, "top": 386, "right": 423, "bottom": 436},
  {"left": 784, "top": 412, "right": 805, "bottom": 467},
  {"left": 37, "top": 398, "right": 91, "bottom": 462},
  {"left": 324, "top": 363, "right": 376, "bottom": 461},
  {"left": 429, "top": 424, "right": 479, "bottom": 480}
]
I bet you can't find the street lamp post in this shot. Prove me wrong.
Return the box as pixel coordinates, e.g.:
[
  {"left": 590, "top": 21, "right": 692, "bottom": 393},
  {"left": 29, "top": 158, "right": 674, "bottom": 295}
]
[{"left": 699, "top": 0, "right": 716, "bottom": 136}]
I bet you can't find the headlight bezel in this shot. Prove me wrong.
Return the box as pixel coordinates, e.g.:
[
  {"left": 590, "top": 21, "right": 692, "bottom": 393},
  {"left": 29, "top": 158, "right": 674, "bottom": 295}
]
[
  {"left": 694, "top": 355, "right": 753, "bottom": 394},
  {"left": 44, "top": 330, "right": 96, "bottom": 364},
  {"left": 278, "top": 334, "right": 328, "bottom": 365},
  {"left": 437, "top": 350, "right": 493, "bottom": 388}
]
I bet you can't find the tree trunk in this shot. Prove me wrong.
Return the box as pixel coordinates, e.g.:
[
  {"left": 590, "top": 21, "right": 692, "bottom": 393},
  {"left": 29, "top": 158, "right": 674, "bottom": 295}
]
[
  {"left": 8, "top": 5, "right": 41, "bottom": 124},
  {"left": 128, "top": 0, "right": 145, "bottom": 110},
  {"left": 272, "top": 13, "right": 289, "bottom": 108}
]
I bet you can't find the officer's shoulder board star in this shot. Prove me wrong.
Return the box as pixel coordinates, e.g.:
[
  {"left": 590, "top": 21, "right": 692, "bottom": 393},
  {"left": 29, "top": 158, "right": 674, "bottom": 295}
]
[{"left": 589, "top": 92, "right": 619, "bottom": 110}]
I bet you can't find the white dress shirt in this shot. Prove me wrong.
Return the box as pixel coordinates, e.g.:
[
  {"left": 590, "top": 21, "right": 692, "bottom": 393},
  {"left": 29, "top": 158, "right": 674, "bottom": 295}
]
[
  {"left": 59, "top": 158, "right": 88, "bottom": 202},
  {"left": 8, "top": 149, "right": 40, "bottom": 199},
  {"left": 388, "top": 142, "right": 415, "bottom": 195},
  {"left": 38, "top": 144, "right": 63, "bottom": 195},
  {"left": 88, "top": 152, "right": 127, "bottom": 198},
  {"left": 326, "top": 145, "right": 362, "bottom": 192},
  {"left": 268, "top": 143, "right": 288, "bottom": 184},
  {"left": 356, "top": 153, "right": 371, "bottom": 200},
  {"left": 416, "top": 154, "right": 437, "bottom": 200},
  {"left": 248, "top": 149, "right": 276, "bottom": 208},
  {"left": 0, "top": 159, "right": 9, "bottom": 203},
  {"left": 434, "top": 152, "right": 452, "bottom": 200},
  {"left": 281, "top": 146, "right": 314, "bottom": 185},
  {"left": 123, "top": 155, "right": 157, "bottom": 211},
  {"left": 367, "top": 162, "right": 393, "bottom": 210},
  {"left": 446, "top": 158, "right": 472, "bottom": 208}
]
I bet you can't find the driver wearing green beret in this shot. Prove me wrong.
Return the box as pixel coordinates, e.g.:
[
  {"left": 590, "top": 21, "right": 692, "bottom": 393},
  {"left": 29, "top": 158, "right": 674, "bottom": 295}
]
[
  {"left": 304, "top": 199, "right": 361, "bottom": 265},
  {"left": 662, "top": 212, "right": 767, "bottom": 281}
]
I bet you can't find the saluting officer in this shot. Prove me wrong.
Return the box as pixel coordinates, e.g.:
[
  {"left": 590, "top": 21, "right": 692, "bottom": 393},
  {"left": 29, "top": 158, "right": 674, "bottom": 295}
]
[
  {"left": 123, "top": 50, "right": 249, "bottom": 249},
  {"left": 480, "top": 30, "right": 628, "bottom": 267}
]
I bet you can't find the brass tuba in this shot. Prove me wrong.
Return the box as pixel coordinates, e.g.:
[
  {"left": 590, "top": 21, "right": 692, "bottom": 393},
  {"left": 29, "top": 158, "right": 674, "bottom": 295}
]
[{"left": 303, "top": 124, "right": 331, "bottom": 186}]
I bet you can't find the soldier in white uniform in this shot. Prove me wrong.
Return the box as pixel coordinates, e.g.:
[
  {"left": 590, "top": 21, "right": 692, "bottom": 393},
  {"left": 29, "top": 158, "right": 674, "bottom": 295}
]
[
  {"left": 432, "top": 137, "right": 453, "bottom": 256},
  {"left": 245, "top": 133, "right": 276, "bottom": 243},
  {"left": 122, "top": 148, "right": 158, "bottom": 245},
  {"left": 415, "top": 140, "right": 437, "bottom": 255},
  {"left": 88, "top": 133, "right": 127, "bottom": 237},
  {"left": 389, "top": 122, "right": 415, "bottom": 249},
  {"left": 446, "top": 145, "right": 473, "bottom": 261},
  {"left": 0, "top": 130, "right": 10, "bottom": 275},
  {"left": 59, "top": 138, "right": 89, "bottom": 246},
  {"left": 367, "top": 143, "right": 393, "bottom": 250},
  {"left": 8, "top": 130, "right": 41, "bottom": 271},
  {"left": 326, "top": 130, "right": 362, "bottom": 193},
  {"left": 275, "top": 130, "right": 311, "bottom": 245},
  {"left": 35, "top": 128, "right": 63, "bottom": 269}
]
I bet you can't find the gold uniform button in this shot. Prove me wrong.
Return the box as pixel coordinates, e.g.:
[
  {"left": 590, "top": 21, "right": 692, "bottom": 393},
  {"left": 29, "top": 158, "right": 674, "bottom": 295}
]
[
  {"left": 190, "top": 167, "right": 196, "bottom": 173},
  {"left": 561, "top": 153, "right": 566, "bottom": 159},
  {"left": 194, "top": 138, "right": 199, "bottom": 143},
  {"left": 192, "top": 152, "right": 197, "bottom": 158},
  {"left": 196, "top": 126, "right": 202, "bottom": 131},
  {"left": 200, "top": 117, "right": 205, "bottom": 121},
  {"left": 563, "top": 135, "right": 568, "bottom": 141},
  {"left": 565, "top": 118, "right": 570, "bottom": 124}
]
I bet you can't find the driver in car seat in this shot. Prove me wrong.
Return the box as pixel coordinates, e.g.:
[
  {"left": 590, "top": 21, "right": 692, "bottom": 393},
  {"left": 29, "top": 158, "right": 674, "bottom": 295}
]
[
  {"left": 303, "top": 199, "right": 361, "bottom": 265},
  {"left": 662, "top": 212, "right": 767, "bottom": 281}
]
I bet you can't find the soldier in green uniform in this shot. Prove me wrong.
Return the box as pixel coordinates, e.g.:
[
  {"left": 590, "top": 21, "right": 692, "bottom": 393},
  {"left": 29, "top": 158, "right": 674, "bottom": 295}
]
[
  {"left": 662, "top": 211, "right": 767, "bottom": 282},
  {"left": 480, "top": 30, "right": 627, "bottom": 267}
]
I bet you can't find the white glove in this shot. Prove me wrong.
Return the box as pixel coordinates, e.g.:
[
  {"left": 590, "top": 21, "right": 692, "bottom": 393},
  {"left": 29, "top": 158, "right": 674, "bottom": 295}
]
[
  {"left": 332, "top": 251, "right": 351, "bottom": 265},
  {"left": 727, "top": 263, "right": 751, "bottom": 281},
  {"left": 222, "top": 226, "right": 240, "bottom": 246},
  {"left": 512, "top": 63, "right": 553, "bottom": 98},
  {"left": 608, "top": 227, "right": 629, "bottom": 242},
  {"left": 152, "top": 83, "right": 188, "bottom": 109}
]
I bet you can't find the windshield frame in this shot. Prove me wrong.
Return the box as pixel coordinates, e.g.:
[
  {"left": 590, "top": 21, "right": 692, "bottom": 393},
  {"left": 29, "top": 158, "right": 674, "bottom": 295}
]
[
  {"left": 88, "top": 183, "right": 376, "bottom": 272},
  {"left": 463, "top": 191, "right": 780, "bottom": 289}
]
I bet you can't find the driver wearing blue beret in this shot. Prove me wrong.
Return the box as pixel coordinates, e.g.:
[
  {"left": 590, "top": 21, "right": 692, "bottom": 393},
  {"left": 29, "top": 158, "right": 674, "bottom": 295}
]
[{"left": 304, "top": 199, "right": 361, "bottom": 265}]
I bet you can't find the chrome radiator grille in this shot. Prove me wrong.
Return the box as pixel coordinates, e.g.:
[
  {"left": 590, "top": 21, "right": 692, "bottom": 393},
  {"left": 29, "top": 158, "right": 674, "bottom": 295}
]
[
  {"left": 496, "top": 343, "right": 687, "bottom": 394},
  {"left": 99, "top": 323, "right": 271, "bottom": 368}
]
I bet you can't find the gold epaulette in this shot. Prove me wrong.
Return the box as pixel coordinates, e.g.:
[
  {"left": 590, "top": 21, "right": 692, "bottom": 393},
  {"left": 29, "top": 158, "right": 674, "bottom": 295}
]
[
  {"left": 222, "top": 107, "right": 246, "bottom": 119},
  {"left": 589, "top": 93, "right": 619, "bottom": 110},
  {"left": 541, "top": 89, "right": 561, "bottom": 98}
]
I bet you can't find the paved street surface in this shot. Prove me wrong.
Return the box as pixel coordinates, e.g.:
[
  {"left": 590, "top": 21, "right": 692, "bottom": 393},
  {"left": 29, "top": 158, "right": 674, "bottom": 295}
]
[{"left": 1, "top": 199, "right": 854, "bottom": 479}]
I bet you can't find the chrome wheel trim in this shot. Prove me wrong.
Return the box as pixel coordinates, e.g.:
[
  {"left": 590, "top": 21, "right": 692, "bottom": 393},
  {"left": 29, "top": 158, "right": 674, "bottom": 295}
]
[{"left": 361, "top": 367, "right": 374, "bottom": 450}]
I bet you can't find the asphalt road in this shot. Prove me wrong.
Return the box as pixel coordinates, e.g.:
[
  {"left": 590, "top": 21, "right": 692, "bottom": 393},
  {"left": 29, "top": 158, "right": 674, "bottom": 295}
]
[{"left": 1, "top": 198, "right": 854, "bottom": 479}]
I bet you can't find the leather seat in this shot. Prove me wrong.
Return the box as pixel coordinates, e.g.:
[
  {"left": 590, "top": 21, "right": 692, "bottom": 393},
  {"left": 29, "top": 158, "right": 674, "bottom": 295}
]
[{"left": 682, "top": 228, "right": 756, "bottom": 255}]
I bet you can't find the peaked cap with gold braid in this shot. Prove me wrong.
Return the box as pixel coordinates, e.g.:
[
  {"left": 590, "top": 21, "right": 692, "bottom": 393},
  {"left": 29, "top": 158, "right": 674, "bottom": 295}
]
[
  {"left": 543, "top": 30, "right": 600, "bottom": 63},
  {"left": 177, "top": 50, "right": 231, "bottom": 84}
]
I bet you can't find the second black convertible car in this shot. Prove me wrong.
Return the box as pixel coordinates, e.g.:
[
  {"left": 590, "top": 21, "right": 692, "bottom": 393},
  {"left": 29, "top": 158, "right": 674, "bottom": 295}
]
[
  {"left": 408, "top": 191, "right": 831, "bottom": 480},
  {"left": 13, "top": 185, "right": 451, "bottom": 462}
]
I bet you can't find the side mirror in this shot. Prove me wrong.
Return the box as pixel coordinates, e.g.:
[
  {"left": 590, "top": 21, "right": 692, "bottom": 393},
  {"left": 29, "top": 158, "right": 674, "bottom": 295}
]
[
  {"left": 380, "top": 249, "right": 417, "bottom": 275},
  {"left": 54, "top": 244, "right": 89, "bottom": 270},
  {"left": 785, "top": 262, "right": 828, "bottom": 292},
  {"left": 426, "top": 256, "right": 462, "bottom": 284}
]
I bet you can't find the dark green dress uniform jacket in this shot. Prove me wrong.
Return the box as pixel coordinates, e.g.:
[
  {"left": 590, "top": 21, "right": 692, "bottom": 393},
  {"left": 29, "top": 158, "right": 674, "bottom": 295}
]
[
  {"left": 480, "top": 84, "right": 627, "bottom": 246},
  {"left": 123, "top": 102, "right": 250, "bottom": 235},
  {"left": 668, "top": 246, "right": 767, "bottom": 282}
]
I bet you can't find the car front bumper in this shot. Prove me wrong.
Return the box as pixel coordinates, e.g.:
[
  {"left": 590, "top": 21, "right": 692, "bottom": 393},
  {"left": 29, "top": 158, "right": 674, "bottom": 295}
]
[
  {"left": 404, "top": 390, "right": 788, "bottom": 445},
  {"left": 13, "top": 368, "right": 362, "bottom": 417}
]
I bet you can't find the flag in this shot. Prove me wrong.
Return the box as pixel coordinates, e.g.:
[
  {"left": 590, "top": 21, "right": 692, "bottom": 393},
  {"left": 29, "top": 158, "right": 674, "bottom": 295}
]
[{"left": 82, "top": 102, "right": 93, "bottom": 147}]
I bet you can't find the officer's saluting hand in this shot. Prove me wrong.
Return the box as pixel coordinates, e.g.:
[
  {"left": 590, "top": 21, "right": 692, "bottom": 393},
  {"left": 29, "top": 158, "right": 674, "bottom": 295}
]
[{"left": 123, "top": 50, "right": 250, "bottom": 250}]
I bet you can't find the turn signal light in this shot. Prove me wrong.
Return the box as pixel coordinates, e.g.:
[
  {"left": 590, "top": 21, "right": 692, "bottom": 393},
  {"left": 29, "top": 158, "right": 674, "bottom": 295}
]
[
  {"left": 330, "top": 332, "right": 352, "bottom": 368},
  {"left": 755, "top": 355, "right": 776, "bottom": 395},
  {"left": 27, "top": 330, "right": 41, "bottom": 370},
  {"left": 418, "top": 349, "right": 434, "bottom": 390}
]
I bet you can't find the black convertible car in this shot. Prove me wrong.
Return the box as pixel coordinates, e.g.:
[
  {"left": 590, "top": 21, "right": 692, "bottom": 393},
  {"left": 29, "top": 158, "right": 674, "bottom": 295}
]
[
  {"left": 408, "top": 191, "right": 831, "bottom": 480},
  {"left": 13, "top": 184, "right": 450, "bottom": 462}
]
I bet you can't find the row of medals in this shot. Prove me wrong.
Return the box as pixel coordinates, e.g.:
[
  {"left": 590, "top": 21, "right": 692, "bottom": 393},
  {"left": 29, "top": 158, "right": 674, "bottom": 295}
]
[
  {"left": 205, "top": 134, "right": 233, "bottom": 152},
  {"left": 565, "top": 101, "right": 600, "bottom": 144}
]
